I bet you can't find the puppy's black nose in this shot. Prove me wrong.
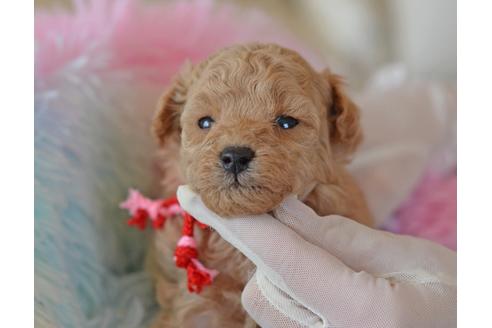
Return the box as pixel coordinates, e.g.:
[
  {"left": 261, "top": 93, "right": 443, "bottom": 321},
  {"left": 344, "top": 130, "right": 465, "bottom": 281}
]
[{"left": 220, "top": 146, "right": 255, "bottom": 175}]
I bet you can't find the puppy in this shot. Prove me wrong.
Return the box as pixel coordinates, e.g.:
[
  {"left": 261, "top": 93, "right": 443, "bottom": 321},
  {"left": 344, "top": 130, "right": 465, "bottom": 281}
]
[{"left": 150, "top": 43, "right": 372, "bottom": 327}]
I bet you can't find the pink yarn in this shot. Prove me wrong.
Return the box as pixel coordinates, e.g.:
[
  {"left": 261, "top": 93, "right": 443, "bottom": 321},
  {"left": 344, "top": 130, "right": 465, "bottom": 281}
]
[
  {"left": 120, "top": 188, "right": 163, "bottom": 220},
  {"left": 164, "top": 204, "right": 184, "bottom": 217},
  {"left": 35, "top": 0, "right": 321, "bottom": 83},
  {"left": 119, "top": 189, "right": 149, "bottom": 216},
  {"left": 177, "top": 236, "right": 197, "bottom": 248},
  {"left": 191, "top": 258, "right": 219, "bottom": 279}
]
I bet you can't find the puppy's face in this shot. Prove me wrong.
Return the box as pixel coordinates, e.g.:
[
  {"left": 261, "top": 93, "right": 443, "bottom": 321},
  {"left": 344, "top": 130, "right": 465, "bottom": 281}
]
[{"left": 154, "top": 44, "right": 361, "bottom": 216}]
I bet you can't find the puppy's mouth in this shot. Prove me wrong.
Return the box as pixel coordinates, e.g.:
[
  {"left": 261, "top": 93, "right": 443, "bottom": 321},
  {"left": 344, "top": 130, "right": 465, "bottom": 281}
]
[
  {"left": 222, "top": 170, "right": 268, "bottom": 192},
  {"left": 202, "top": 171, "right": 282, "bottom": 216},
  {"left": 230, "top": 181, "right": 271, "bottom": 193}
]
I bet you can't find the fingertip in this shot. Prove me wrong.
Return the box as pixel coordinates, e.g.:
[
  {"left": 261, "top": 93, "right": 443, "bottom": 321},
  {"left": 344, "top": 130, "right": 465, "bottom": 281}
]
[
  {"left": 176, "top": 185, "right": 193, "bottom": 203},
  {"left": 176, "top": 185, "right": 204, "bottom": 217},
  {"left": 274, "top": 194, "right": 319, "bottom": 223}
]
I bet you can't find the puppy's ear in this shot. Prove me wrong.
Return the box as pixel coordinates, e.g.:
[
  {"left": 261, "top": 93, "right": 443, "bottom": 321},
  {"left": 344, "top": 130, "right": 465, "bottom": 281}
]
[
  {"left": 321, "top": 70, "right": 362, "bottom": 161},
  {"left": 152, "top": 64, "right": 193, "bottom": 146}
]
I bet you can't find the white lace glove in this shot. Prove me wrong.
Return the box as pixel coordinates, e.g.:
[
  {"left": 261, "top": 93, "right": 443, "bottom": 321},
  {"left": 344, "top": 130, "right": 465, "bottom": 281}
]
[{"left": 177, "top": 186, "right": 456, "bottom": 328}]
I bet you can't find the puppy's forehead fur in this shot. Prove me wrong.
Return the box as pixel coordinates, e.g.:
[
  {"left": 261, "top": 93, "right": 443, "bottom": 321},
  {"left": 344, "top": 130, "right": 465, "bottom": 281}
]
[{"left": 185, "top": 45, "right": 328, "bottom": 122}]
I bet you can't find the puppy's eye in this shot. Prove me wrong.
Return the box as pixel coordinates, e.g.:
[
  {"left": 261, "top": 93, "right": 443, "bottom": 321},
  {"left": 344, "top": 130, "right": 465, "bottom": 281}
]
[
  {"left": 198, "top": 116, "right": 215, "bottom": 129},
  {"left": 275, "top": 116, "right": 299, "bottom": 129}
]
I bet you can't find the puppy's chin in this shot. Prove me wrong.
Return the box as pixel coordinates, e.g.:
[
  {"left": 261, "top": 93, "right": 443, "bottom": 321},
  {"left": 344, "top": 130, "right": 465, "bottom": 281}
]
[{"left": 193, "top": 182, "right": 292, "bottom": 217}]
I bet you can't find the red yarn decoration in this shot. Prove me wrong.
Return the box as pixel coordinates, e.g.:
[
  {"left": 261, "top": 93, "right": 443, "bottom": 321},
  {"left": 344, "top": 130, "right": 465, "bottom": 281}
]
[
  {"left": 182, "top": 212, "right": 195, "bottom": 236},
  {"left": 127, "top": 208, "right": 148, "bottom": 230},
  {"left": 174, "top": 246, "right": 198, "bottom": 268},
  {"left": 120, "top": 190, "right": 218, "bottom": 293},
  {"left": 161, "top": 196, "right": 179, "bottom": 207},
  {"left": 187, "top": 261, "right": 214, "bottom": 293},
  {"left": 152, "top": 214, "right": 166, "bottom": 229}
]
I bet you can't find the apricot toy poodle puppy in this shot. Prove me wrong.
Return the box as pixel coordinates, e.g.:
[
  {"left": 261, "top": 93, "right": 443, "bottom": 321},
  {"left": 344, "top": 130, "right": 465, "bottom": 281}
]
[{"left": 150, "top": 43, "right": 372, "bottom": 327}]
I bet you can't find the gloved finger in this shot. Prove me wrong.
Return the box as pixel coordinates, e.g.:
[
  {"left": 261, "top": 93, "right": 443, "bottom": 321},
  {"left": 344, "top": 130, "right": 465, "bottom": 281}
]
[
  {"left": 241, "top": 271, "right": 322, "bottom": 328},
  {"left": 177, "top": 185, "right": 390, "bottom": 321},
  {"left": 273, "top": 195, "right": 456, "bottom": 276}
]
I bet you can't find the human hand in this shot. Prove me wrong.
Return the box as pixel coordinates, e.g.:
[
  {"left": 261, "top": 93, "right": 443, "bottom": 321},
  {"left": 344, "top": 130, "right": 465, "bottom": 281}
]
[{"left": 177, "top": 185, "right": 456, "bottom": 328}]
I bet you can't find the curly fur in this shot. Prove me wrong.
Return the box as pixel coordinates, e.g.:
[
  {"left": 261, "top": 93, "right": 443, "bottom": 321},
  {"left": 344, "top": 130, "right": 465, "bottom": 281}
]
[{"left": 150, "top": 43, "right": 372, "bottom": 327}]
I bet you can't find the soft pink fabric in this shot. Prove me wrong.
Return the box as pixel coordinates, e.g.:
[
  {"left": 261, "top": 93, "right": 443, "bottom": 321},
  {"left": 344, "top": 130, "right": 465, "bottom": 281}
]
[
  {"left": 385, "top": 168, "right": 457, "bottom": 250},
  {"left": 35, "top": 0, "right": 320, "bottom": 84}
]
